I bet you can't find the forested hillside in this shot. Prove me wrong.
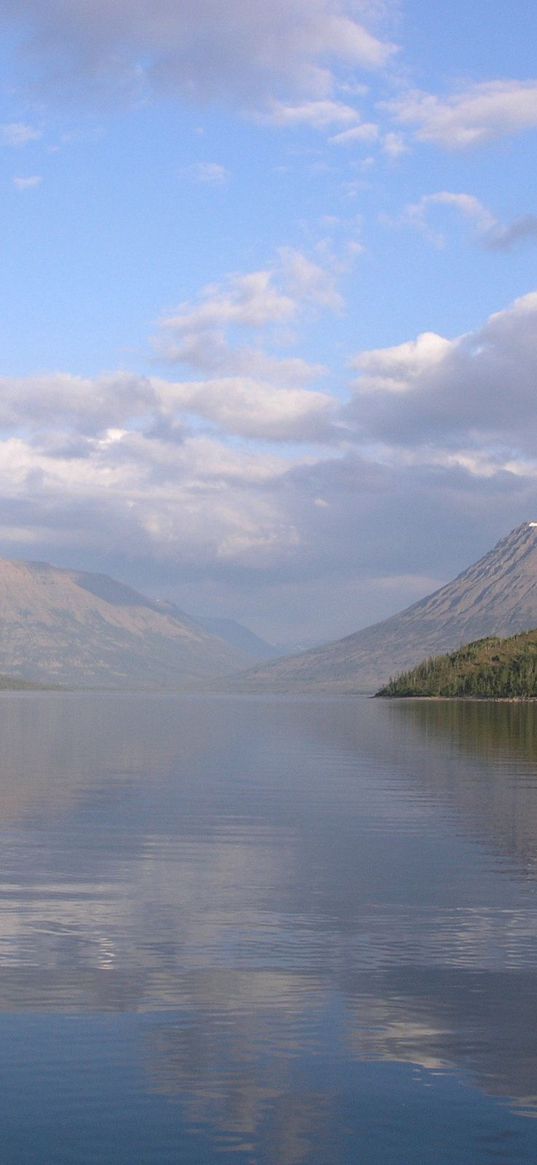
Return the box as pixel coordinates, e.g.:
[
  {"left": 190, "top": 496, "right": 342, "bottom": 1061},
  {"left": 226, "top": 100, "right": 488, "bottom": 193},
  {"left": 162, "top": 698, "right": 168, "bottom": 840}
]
[{"left": 376, "top": 629, "right": 537, "bottom": 698}]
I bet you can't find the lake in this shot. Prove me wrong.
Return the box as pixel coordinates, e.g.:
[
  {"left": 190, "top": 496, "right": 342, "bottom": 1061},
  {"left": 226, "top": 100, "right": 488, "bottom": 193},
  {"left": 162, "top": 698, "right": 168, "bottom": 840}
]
[{"left": 1, "top": 692, "right": 537, "bottom": 1163}]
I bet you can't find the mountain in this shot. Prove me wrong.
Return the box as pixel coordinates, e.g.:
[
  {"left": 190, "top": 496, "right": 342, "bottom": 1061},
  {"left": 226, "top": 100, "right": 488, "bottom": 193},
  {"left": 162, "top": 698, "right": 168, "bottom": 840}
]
[
  {"left": 156, "top": 601, "right": 281, "bottom": 661},
  {"left": 376, "top": 629, "right": 537, "bottom": 699},
  {"left": 0, "top": 559, "right": 249, "bottom": 688},
  {"left": 226, "top": 522, "right": 537, "bottom": 693},
  {"left": 188, "top": 616, "right": 280, "bottom": 660}
]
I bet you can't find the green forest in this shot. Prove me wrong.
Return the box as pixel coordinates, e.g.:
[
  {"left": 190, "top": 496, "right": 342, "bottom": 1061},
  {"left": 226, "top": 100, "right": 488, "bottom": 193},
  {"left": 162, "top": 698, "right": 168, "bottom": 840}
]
[{"left": 376, "top": 629, "right": 537, "bottom": 698}]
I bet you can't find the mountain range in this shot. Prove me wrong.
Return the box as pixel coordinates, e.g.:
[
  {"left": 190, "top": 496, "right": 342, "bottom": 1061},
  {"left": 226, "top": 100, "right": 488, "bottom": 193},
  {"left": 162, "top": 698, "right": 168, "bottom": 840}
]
[
  {"left": 155, "top": 602, "right": 282, "bottom": 661},
  {"left": 2, "top": 522, "right": 537, "bottom": 691},
  {"left": 227, "top": 522, "right": 537, "bottom": 693}
]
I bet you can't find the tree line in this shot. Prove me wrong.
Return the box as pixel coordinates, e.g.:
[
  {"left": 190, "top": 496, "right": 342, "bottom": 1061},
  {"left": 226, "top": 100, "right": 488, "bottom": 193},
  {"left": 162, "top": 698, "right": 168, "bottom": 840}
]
[{"left": 376, "top": 633, "right": 537, "bottom": 698}]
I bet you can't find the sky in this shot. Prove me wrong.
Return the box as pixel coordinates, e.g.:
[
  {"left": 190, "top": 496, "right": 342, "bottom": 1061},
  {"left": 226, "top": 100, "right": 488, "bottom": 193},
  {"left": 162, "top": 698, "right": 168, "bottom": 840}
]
[{"left": 2, "top": 0, "right": 537, "bottom": 645}]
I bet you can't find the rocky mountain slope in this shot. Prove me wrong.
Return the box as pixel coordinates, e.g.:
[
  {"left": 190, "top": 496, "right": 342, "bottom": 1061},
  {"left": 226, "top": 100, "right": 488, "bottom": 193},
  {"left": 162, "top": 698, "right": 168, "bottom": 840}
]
[
  {"left": 227, "top": 522, "right": 537, "bottom": 693},
  {"left": 0, "top": 559, "right": 249, "bottom": 688}
]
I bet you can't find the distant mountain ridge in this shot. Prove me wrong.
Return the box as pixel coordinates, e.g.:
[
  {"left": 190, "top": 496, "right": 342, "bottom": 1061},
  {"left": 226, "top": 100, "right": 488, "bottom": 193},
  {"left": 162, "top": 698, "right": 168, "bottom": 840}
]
[
  {"left": 155, "top": 601, "right": 280, "bottom": 661},
  {"left": 0, "top": 558, "right": 251, "bottom": 688},
  {"left": 226, "top": 522, "right": 537, "bottom": 693}
]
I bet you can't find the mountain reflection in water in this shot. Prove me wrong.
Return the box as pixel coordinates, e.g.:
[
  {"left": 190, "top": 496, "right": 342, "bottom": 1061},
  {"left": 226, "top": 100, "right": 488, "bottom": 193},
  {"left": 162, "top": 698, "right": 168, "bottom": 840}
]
[{"left": 0, "top": 693, "right": 537, "bottom": 1163}]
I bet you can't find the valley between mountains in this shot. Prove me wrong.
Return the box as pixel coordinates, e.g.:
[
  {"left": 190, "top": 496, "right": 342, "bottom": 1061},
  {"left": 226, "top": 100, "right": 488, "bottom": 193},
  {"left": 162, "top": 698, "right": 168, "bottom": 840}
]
[{"left": 2, "top": 522, "right": 537, "bottom": 692}]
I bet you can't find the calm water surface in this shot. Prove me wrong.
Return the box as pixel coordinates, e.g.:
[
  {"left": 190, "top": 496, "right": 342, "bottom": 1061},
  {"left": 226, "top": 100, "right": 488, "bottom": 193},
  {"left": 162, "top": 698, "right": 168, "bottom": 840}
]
[{"left": 1, "top": 693, "right": 537, "bottom": 1162}]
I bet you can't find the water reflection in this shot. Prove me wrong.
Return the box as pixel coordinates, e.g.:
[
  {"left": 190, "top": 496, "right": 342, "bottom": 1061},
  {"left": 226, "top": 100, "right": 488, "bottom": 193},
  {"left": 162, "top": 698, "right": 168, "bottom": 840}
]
[
  {"left": 0, "top": 694, "right": 537, "bottom": 1161},
  {"left": 382, "top": 699, "right": 537, "bottom": 875}
]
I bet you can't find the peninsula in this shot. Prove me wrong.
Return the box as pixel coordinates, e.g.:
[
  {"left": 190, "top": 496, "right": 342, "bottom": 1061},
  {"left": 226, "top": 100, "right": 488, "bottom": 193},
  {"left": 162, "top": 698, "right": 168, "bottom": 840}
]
[{"left": 376, "top": 629, "right": 537, "bottom": 699}]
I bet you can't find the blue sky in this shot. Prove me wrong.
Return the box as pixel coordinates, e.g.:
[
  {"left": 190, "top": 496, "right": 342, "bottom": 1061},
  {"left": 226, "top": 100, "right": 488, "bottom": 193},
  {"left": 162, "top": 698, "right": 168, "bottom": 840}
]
[{"left": 1, "top": 0, "right": 537, "bottom": 644}]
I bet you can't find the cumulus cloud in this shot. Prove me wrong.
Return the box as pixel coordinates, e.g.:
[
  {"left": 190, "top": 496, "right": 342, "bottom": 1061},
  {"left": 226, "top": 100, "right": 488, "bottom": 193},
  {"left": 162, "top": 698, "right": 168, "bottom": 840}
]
[
  {"left": 157, "top": 271, "right": 296, "bottom": 342},
  {"left": 1, "top": 402, "right": 534, "bottom": 642},
  {"left": 0, "top": 429, "right": 303, "bottom": 573},
  {"left": 0, "top": 365, "right": 337, "bottom": 446},
  {"left": 348, "top": 292, "right": 537, "bottom": 455},
  {"left": 0, "top": 372, "right": 155, "bottom": 434},
  {"left": 387, "top": 81, "right": 537, "bottom": 149},
  {"left": 353, "top": 331, "right": 452, "bottom": 391},
  {"left": 1, "top": 286, "right": 537, "bottom": 640},
  {"left": 0, "top": 248, "right": 345, "bottom": 597},
  {"left": 1, "top": 0, "right": 396, "bottom": 108},
  {"left": 0, "top": 364, "right": 330, "bottom": 584},
  {"left": 155, "top": 376, "right": 336, "bottom": 441},
  {"left": 147, "top": 250, "right": 343, "bottom": 444},
  {"left": 154, "top": 248, "right": 343, "bottom": 373}
]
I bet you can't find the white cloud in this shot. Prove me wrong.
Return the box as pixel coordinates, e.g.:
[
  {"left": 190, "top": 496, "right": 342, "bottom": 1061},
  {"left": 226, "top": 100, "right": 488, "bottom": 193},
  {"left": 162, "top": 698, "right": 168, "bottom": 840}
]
[
  {"left": 388, "top": 81, "right": 537, "bottom": 149},
  {"left": 394, "top": 191, "right": 537, "bottom": 251},
  {"left": 0, "top": 430, "right": 302, "bottom": 571},
  {"left": 484, "top": 214, "right": 537, "bottom": 251},
  {"left": 2, "top": 296, "right": 537, "bottom": 638},
  {"left": 156, "top": 334, "right": 326, "bottom": 383},
  {"left": 147, "top": 250, "right": 343, "bottom": 443},
  {"left": 0, "top": 122, "right": 41, "bottom": 147},
  {"left": 157, "top": 270, "right": 296, "bottom": 340},
  {"left": 0, "top": 367, "right": 326, "bottom": 578},
  {"left": 381, "top": 131, "right": 407, "bottom": 158},
  {"left": 181, "top": 161, "right": 229, "bottom": 185},
  {"left": 0, "top": 372, "right": 155, "bottom": 433},
  {"left": 278, "top": 247, "right": 343, "bottom": 311},
  {"left": 0, "top": 236, "right": 346, "bottom": 599},
  {"left": 0, "top": 365, "right": 337, "bottom": 445},
  {"left": 398, "top": 191, "right": 497, "bottom": 247},
  {"left": 155, "top": 376, "right": 336, "bottom": 441},
  {"left": 348, "top": 292, "right": 537, "bottom": 455},
  {"left": 330, "top": 122, "right": 379, "bottom": 146},
  {"left": 261, "top": 99, "right": 360, "bottom": 130},
  {"left": 154, "top": 249, "right": 343, "bottom": 373},
  {"left": 13, "top": 174, "right": 43, "bottom": 190},
  {"left": 353, "top": 331, "right": 452, "bottom": 391},
  {"left": 1, "top": 1, "right": 396, "bottom": 108}
]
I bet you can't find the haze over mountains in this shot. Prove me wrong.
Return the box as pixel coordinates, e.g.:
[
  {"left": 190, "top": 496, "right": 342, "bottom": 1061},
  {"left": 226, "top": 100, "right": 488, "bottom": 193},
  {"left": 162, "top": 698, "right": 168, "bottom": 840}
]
[
  {"left": 2, "top": 522, "right": 537, "bottom": 691},
  {"left": 228, "top": 522, "right": 537, "bottom": 693},
  {"left": 156, "top": 603, "right": 282, "bottom": 662},
  {"left": 0, "top": 559, "right": 261, "bottom": 688}
]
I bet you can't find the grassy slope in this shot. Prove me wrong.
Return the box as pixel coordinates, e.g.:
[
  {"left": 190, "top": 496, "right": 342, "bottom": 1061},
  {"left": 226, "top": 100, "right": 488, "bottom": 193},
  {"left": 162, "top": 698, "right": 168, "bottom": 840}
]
[{"left": 376, "top": 629, "right": 537, "bottom": 698}]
